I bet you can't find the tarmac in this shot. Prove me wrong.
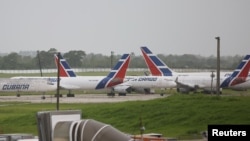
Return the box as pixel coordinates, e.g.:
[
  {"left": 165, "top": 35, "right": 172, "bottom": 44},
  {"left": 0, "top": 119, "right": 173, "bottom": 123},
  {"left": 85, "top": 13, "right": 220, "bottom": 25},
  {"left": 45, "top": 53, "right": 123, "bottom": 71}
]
[{"left": 0, "top": 93, "right": 168, "bottom": 104}]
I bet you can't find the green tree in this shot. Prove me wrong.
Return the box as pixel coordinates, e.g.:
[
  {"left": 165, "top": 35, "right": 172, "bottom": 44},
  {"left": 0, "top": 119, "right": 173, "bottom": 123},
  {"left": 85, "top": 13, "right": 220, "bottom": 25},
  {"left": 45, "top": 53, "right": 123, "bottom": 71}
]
[
  {"left": 2, "top": 53, "right": 21, "bottom": 69},
  {"left": 20, "top": 55, "right": 36, "bottom": 69},
  {"left": 63, "top": 50, "right": 86, "bottom": 68},
  {"left": 36, "top": 48, "right": 58, "bottom": 69}
]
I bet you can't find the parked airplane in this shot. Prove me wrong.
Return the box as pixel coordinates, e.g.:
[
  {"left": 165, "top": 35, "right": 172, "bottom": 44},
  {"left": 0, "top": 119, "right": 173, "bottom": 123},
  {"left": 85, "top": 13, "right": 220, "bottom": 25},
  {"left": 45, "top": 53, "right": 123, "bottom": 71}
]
[
  {"left": 55, "top": 53, "right": 176, "bottom": 96},
  {"left": 9, "top": 53, "right": 130, "bottom": 97},
  {"left": 56, "top": 53, "right": 131, "bottom": 93},
  {"left": 8, "top": 53, "right": 77, "bottom": 97},
  {"left": 175, "top": 54, "right": 250, "bottom": 93},
  {"left": 140, "top": 46, "right": 250, "bottom": 93}
]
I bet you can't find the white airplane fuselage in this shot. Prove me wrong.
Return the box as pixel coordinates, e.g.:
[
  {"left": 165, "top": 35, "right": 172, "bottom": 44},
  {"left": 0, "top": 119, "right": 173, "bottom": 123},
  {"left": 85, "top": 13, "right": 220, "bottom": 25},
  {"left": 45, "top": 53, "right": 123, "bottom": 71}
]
[
  {"left": 175, "top": 75, "right": 223, "bottom": 88},
  {"left": 12, "top": 76, "right": 120, "bottom": 90},
  {"left": 123, "top": 76, "right": 176, "bottom": 89},
  {"left": 175, "top": 73, "right": 250, "bottom": 89},
  {"left": 9, "top": 75, "right": 176, "bottom": 94},
  {"left": 0, "top": 78, "right": 57, "bottom": 92},
  {"left": 59, "top": 76, "right": 119, "bottom": 90}
]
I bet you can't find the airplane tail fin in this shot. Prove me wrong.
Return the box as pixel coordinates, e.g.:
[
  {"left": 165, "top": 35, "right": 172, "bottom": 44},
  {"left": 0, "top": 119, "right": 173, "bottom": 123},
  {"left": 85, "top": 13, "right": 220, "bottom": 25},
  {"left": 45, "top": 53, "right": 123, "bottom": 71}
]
[
  {"left": 140, "top": 46, "right": 174, "bottom": 76},
  {"left": 96, "top": 54, "right": 131, "bottom": 89},
  {"left": 54, "top": 53, "right": 77, "bottom": 77},
  {"left": 220, "top": 55, "right": 250, "bottom": 87}
]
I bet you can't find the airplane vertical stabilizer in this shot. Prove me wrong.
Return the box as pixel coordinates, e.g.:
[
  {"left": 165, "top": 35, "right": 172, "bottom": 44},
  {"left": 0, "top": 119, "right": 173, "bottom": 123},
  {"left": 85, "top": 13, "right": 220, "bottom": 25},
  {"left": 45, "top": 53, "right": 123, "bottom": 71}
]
[
  {"left": 220, "top": 55, "right": 250, "bottom": 87},
  {"left": 141, "top": 46, "right": 174, "bottom": 76},
  {"left": 54, "top": 53, "right": 77, "bottom": 77},
  {"left": 96, "top": 54, "right": 131, "bottom": 89}
]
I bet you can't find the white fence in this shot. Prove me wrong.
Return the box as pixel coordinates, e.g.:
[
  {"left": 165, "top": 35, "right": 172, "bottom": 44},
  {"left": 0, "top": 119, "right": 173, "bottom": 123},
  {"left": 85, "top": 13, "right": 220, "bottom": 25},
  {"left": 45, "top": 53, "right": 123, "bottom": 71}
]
[{"left": 0, "top": 68, "right": 226, "bottom": 74}]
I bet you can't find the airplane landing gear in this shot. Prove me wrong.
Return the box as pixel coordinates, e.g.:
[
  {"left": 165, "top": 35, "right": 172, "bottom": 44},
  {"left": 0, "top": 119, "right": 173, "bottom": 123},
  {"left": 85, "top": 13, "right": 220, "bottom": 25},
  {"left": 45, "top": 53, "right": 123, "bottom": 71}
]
[
  {"left": 107, "top": 92, "right": 115, "bottom": 97},
  {"left": 41, "top": 92, "right": 46, "bottom": 99},
  {"left": 67, "top": 90, "right": 75, "bottom": 97}
]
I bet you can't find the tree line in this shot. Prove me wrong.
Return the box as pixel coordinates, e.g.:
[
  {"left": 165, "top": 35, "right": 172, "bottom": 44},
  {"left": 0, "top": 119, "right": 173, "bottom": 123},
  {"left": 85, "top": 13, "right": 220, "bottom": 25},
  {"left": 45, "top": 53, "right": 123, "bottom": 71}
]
[{"left": 0, "top": 48, "right": 244, "bottom": 70}]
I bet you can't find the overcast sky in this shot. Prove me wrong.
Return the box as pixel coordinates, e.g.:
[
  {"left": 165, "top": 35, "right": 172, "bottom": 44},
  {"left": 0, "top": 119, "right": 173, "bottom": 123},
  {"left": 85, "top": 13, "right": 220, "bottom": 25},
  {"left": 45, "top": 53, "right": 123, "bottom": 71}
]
[{"left": 0, "top": 0, "right": 249, "bottom": 56}]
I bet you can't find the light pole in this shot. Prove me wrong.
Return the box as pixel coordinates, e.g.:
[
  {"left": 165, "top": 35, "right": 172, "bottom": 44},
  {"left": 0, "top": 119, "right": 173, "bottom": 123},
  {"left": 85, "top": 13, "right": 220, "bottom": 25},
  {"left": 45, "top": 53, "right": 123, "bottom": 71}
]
[
  {"left": 111, "top": 51, "right": 114, "bottom": 69},
  {"left": 56, "top": 52, "right": 61, "bottom": 110},
  {"left": 37, "top": 50, "right": 43, "bottom": 77},
  {"left": 215, "top": 37, "right": 220, "bottom": 95}
]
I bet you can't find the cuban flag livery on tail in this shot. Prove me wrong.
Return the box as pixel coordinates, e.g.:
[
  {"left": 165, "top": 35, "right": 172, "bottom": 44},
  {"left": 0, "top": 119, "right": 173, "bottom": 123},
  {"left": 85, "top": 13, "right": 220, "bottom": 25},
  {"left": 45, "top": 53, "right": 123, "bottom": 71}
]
[
  {"left": 54, "top": 53, "right": 77, "bottom": 77},
  {"left": 220, "top": 55, "right": 250, "bottom": 88},
  {"left": 141, "top": 46, "right": 173, "bottom": 76},
  {"left": 95, "top": 54, "right": 131, "bottom": 89}
]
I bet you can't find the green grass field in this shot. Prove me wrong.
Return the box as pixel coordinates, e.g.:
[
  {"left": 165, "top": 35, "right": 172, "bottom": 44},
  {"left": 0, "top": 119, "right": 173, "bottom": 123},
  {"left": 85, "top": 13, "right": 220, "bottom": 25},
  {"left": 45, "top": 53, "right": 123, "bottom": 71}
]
[
  {"left": 0, "top": 72, "right": 250, "bottom": 139},
  {"left": 0, "top": 91, "right": 250, "bottom": 140}
]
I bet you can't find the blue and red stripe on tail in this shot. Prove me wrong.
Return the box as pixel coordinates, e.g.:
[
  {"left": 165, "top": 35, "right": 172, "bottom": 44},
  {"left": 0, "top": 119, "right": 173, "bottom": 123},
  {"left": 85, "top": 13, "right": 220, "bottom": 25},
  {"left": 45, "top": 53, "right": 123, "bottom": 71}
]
[
  {"left": 220, "top": 55, "right": 250, "bottom": 88},
  {"left": 54, "top": 53, "right": 77, "bottom": 77},
  {"left": 95, "top": 54, "right": 131, "bottom": 89},
  {"left": 141, "top": 46, "right": 173, "bottom": 76}
]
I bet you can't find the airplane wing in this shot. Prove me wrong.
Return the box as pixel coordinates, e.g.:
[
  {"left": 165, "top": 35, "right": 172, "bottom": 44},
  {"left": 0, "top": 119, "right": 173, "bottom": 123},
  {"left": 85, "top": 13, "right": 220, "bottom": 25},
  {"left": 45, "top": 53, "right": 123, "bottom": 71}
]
[{"left": 175, "top": 77, "right": 204, "bottom": 93}]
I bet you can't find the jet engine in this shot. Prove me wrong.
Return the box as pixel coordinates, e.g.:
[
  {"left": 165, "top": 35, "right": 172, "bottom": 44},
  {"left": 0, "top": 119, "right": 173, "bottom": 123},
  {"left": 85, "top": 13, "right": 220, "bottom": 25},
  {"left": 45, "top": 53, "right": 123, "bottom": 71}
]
[{"left": 113, "top": 85, "right": 132, "bottom": 93}]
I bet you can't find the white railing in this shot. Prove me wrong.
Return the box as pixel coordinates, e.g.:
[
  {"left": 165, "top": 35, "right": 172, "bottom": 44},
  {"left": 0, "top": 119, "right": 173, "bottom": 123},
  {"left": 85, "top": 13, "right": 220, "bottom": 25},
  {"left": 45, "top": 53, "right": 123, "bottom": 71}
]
[{"left": 0, "top": 68, "right": 230, "bottom": 74}]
